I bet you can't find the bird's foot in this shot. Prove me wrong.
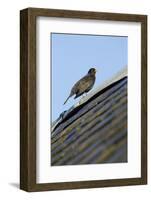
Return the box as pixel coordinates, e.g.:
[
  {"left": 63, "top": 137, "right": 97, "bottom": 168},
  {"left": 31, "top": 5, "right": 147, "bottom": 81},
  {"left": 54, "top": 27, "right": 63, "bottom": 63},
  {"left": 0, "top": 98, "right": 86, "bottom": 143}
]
[
  {"left": 78, "top": 98, "right": 83, "bottom": 105},
  {"left": 82, "top": 93, "right": 87, "bottom": 99}
]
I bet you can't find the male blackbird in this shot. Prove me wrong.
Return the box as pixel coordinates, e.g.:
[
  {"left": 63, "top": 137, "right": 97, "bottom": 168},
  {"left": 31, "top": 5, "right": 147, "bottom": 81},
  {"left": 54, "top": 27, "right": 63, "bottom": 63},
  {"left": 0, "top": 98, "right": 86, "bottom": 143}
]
[{"left": 64, "top": 68, "right": 96, "bottom": 104}]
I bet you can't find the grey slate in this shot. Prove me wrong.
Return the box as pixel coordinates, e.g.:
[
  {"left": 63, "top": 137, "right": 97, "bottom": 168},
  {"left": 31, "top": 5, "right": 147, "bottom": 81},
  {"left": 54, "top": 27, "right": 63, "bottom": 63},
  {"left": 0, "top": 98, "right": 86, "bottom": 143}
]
[{"left": 51, "top": 77, "right": 127, "bottom": 166}]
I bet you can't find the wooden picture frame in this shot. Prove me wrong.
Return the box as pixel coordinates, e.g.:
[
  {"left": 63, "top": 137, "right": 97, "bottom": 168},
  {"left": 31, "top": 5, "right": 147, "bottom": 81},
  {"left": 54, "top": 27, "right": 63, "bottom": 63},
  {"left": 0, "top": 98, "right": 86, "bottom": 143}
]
[{"left": 20, "top": 7, "right": 147, "bottom": 192}]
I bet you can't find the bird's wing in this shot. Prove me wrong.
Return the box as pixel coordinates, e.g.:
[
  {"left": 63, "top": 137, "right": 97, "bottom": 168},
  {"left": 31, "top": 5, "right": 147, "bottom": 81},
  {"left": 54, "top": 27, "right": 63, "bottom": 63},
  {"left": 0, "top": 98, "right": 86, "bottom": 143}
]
[{"left": 71, "top": 75, "right": 95, "bottom": 95}]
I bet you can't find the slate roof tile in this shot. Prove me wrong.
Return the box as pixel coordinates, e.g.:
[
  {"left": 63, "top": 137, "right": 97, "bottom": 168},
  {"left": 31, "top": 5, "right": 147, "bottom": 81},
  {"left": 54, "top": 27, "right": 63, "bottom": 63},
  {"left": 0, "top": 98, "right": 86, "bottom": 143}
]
[{"left": 51, "top": 76, "right": 127, "bottom": 166}]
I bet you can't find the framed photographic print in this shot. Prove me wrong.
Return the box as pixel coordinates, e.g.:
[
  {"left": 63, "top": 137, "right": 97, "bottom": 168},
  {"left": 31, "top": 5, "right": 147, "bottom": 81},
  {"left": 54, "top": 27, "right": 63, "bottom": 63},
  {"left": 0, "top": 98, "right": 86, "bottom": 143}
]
[{"left": 20, "top": 8, "right": 147, "bottom": 191}]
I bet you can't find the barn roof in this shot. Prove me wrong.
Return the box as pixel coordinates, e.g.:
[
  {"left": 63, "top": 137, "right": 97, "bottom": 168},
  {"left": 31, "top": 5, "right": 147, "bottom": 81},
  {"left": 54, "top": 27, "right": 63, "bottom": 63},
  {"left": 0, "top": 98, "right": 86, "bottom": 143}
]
[{"left": 51, "top": 67, "right": 127, "bottom": 166}]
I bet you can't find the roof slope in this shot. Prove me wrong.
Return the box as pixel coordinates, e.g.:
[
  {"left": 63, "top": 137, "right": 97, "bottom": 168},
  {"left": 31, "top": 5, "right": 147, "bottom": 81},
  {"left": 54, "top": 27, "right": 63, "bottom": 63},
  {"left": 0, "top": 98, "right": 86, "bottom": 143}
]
[
  {"left": 52, "top": 67, "right": 127, "bottom": 131},
  {"left": 51, "top": 76, "right": 127, "bottom": 166}
]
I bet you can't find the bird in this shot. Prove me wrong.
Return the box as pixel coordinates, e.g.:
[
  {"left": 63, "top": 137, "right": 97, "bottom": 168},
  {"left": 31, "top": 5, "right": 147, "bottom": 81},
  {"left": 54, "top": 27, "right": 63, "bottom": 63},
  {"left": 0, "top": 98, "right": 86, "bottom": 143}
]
[{"left": 64, "top": 68, "right": 97, "bottom": 105}]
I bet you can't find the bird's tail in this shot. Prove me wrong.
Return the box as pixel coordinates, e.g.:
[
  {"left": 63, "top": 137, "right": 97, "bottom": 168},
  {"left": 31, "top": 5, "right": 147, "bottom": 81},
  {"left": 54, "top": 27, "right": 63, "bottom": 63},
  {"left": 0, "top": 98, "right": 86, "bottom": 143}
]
[{"left": 63, "top": 95, "right": 71, "bottom": 105}]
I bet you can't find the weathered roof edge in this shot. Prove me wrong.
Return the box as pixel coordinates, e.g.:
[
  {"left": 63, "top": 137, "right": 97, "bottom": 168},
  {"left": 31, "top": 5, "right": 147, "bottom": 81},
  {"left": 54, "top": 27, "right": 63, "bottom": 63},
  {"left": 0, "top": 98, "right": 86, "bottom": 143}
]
[{"left": 52, "top": 66, "right": 127, "bottom": 132}]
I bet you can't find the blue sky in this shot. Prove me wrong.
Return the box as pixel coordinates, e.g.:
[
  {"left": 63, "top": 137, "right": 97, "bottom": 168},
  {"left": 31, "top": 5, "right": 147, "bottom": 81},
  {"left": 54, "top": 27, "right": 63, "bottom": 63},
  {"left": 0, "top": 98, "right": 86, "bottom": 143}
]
[{"left": 51, "top": 33, "right": 128, "bottom": 122}]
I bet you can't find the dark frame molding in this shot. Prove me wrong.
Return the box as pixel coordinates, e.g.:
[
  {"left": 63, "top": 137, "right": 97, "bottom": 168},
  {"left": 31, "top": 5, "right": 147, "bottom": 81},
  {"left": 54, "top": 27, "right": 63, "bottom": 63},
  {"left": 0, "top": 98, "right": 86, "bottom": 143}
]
[{"left": 20, "top": 7, "right": 147, "bottom": 192}]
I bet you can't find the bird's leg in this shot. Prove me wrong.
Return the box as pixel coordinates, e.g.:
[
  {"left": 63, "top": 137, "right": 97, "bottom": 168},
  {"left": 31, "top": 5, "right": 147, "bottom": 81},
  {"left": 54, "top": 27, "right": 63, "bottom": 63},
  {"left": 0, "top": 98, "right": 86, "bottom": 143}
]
[
  {"left": 78, "top": 94, "right": 84, "bottom": 105},
  {"left": 78, "top": 93, "right": 87, "bottom": 105},
  {"left": 83, "top": 93, "right": 87, "bottom": 98},
  {"left": 82, "top": 94, "right": 86, "bottom": 99}
]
